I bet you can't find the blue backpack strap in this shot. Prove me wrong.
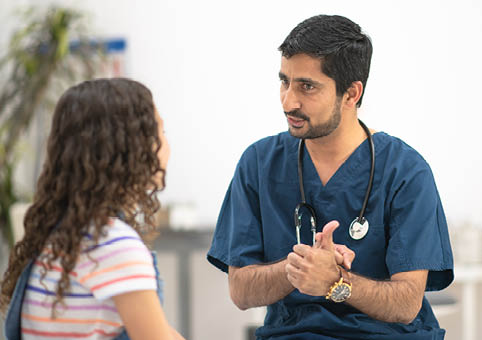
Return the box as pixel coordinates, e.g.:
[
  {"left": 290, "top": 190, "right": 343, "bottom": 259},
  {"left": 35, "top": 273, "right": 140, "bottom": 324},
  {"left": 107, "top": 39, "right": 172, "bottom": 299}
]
[
  {"left": 150, "top": 251, "right": 164, "bottom": 305},
  {"left": 112, "top": 329, "right": 131, "bottom": 340},
  {"left": 4, "top": 260, "right": 35, "bottom": 340}
]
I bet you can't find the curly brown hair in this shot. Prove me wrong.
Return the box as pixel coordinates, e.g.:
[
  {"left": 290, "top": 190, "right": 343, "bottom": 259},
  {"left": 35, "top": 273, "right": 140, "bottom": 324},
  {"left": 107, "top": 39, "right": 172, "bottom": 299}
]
[{"left": 0, "top": 78, "right": 164, "bottom": 315}]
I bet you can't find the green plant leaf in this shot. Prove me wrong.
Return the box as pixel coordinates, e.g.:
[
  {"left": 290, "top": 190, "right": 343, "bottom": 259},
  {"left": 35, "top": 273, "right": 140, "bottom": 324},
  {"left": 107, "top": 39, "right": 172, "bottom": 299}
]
[{"left": 0, "top": 5, "right": 104, "bottom": 246}]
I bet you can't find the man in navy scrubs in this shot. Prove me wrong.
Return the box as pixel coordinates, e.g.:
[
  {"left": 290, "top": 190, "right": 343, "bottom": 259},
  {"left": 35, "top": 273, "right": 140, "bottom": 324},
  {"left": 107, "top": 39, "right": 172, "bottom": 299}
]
[{"left": 207, "top": 14, "right": 454, "bottom": 339}]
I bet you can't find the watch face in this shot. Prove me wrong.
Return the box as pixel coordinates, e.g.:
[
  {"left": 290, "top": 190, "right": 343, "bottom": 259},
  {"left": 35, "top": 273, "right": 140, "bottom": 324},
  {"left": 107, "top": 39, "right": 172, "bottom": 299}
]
[{"left": 331, "top": 283, "right": 351, "bottom": 303}]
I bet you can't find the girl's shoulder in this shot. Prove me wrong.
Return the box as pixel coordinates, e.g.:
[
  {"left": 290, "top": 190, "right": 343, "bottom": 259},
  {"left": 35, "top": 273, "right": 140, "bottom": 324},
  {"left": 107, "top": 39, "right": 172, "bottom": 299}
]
[
  {"left": 75, "top": 218, "right": 156, "bottom": 300},
  {"left": 80, "top": 217, "right": 148, "bottom": 255}
]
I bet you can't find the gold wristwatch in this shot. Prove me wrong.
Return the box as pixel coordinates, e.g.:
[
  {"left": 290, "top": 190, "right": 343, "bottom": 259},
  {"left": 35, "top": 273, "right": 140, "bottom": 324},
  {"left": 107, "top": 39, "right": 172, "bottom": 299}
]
[{"left": 325, "top": 266, "right": 352, "bottom": 303}]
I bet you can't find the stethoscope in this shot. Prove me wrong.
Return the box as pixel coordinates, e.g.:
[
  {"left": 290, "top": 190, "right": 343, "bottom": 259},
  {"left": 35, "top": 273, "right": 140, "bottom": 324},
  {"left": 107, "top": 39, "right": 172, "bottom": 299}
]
[{"left": 294, "top": 119, "right": 375, "bottom": 244}]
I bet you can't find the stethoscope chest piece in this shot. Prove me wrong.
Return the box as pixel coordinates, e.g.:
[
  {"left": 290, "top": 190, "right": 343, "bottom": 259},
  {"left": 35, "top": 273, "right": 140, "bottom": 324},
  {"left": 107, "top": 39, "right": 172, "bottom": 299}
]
[{"left": 349, "top": 218, "right": 369, "bottom": 240}]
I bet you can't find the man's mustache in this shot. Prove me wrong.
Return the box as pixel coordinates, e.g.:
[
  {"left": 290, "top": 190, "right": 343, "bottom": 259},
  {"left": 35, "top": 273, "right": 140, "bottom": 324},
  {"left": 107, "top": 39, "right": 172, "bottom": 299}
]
[{"left": 285, "top": 109, "right": 310, "bottom": 122}]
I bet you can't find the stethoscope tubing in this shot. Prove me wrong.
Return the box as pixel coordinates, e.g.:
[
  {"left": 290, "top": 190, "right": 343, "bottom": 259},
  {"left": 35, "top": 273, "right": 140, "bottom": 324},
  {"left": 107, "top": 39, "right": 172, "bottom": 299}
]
[
  {"left": 356, "top": 119, "right": 375, "bottom": 224},
  {"left": 295, "top": 119, "right": 375, "bottom": 242}
]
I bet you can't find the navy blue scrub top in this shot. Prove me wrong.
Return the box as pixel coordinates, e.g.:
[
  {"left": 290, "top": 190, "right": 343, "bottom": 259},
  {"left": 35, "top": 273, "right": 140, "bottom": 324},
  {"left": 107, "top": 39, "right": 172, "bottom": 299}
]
[{"left": 207, "top": 131, "right": 454, "bottom": 340}]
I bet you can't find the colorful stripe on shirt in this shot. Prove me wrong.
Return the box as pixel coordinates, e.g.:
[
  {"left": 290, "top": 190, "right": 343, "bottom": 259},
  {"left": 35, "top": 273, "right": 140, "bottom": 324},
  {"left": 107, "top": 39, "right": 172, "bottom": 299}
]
[
  {"left": 76, "top": 246, "right": 150, "bottom": 270},
  {"left": 22, "top": 313, "right": 122, "bottom": 327},
  {"left": 82, "top": 236, "right": 142, "bottom": 253},
  {"left": 22, "top": 328, "right": 120, "bottom": 338},
  {"left": 78, "top": 261, "right": 153, "bottom": 284},
  {"left": 26, "top": 285, "right": 94, "bottom": 298},
  {"left": 23, "top": 299, "right": 117, "bottom": 313}
]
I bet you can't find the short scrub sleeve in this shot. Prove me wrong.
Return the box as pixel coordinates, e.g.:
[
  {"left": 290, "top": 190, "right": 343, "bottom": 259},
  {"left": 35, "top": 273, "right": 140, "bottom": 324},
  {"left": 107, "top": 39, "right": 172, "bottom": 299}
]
[
  {"left": 385, "top": 161, "right": 454, "bottom": 291},
  {"left": 76, "top": 220, "right": 157, "bottom": 300},
  {"left": 208, "top": 145, "right": 264, "bottom": 273}
]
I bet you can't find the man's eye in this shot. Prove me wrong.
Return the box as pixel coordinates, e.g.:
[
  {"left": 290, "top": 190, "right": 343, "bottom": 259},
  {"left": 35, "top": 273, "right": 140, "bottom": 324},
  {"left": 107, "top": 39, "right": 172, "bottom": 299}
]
[
  {"left": 280, "top": 79, "right": 289, "bottom": 87},
  {"left": 302, "top": 83, "right": 314, "bottom": 91}
]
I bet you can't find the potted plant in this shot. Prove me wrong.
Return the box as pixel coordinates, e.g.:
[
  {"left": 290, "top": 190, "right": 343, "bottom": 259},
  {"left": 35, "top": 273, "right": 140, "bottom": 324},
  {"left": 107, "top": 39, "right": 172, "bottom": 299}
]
[{"left": 0, "top": 6, "right": 103, "bottom": 248}]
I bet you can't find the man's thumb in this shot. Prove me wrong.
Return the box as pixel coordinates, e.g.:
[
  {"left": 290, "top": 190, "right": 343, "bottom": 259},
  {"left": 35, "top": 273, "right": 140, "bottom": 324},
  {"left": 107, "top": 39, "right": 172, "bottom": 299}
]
[{"left": 321, "top": 220, "right": 340, "bottom": 250}]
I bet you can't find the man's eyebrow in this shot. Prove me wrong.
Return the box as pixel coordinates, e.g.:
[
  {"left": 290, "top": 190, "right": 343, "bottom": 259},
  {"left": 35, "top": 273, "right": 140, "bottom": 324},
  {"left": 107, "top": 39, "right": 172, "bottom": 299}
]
[
  {"left": 278, "top": 72, "right": 323, "bottom": 86},
  {"left": 293, "top": 77, "right": 323, "bottom": 86}
]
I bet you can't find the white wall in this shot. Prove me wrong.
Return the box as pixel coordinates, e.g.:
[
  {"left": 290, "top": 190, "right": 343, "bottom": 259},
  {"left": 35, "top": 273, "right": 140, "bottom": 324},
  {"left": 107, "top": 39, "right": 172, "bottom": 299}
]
[{"left": 1, "top": 0, "right": 481, "bottom": 227}]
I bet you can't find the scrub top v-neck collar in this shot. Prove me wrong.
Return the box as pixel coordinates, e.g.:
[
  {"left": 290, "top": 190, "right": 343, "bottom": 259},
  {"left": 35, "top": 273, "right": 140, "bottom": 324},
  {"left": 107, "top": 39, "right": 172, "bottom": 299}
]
[{"left": 300, "top": 132, "right": 382, "bottom": 193}]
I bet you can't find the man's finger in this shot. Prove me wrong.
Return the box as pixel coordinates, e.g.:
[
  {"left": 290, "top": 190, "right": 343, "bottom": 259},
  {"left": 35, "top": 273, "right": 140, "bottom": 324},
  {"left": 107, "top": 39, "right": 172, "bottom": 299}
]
[
  {"left": 287, "top": 252, "right": 305, "bottom": 269},
  {"left": 293, "top": 243, "right": 313, "bottom": 257},
  {"left": 314, "top": 232, "right": 323, "bottom": 249},
  {"left": 285, "top": 262, "right": 297, "bottom": 276},
  {"left": 320, "top": 220, "right": 340, "bottom": 251},
  {"left": 334, "top": 249, "right": 344, "bottom": 266},
  {"left": 334, "top": 244, "right": 355, "bottom": 270},
  {"left": 286, "top": 273, "right": 298, "bottom": 287},
  {"left": 344, "top": 254, "right": 352, "bottom": 270}
]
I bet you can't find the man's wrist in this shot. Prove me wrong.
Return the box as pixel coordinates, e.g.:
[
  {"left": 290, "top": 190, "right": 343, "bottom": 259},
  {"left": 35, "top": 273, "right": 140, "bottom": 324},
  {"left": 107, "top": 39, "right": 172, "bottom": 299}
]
[{"left": 340, "top": 266, "right": 352, "bottom": 284}]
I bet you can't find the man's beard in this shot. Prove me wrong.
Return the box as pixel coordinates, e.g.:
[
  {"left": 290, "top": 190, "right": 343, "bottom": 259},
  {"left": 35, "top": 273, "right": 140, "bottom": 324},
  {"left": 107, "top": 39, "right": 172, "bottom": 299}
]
[{"left": 286, "top": 97, "right": 342, "bottom": 139}]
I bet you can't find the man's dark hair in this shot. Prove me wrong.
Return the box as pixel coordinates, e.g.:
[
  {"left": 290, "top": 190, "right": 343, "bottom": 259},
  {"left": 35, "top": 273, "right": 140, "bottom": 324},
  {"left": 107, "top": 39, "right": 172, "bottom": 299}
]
[{"left": 279, "top": 15, "right": 372, "bottom": 107}]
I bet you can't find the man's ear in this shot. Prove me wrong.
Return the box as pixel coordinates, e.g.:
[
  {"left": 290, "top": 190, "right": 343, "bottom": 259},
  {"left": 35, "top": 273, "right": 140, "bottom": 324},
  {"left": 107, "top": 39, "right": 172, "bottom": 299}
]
[{"left": 344, "top": 81, "right": 363, "bottom": 108}]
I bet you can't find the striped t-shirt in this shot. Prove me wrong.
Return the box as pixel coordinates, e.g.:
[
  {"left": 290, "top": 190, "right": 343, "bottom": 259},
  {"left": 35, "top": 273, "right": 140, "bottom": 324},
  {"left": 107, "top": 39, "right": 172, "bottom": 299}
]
[{"left": 21, "top": 218, "right": 157, "bottom": 339}]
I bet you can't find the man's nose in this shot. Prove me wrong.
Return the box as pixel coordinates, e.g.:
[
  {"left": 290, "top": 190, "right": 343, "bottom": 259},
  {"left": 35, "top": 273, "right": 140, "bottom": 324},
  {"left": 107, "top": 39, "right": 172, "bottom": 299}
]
[{"left": 281, "top": 86, "right": 301, "bottom": 113}]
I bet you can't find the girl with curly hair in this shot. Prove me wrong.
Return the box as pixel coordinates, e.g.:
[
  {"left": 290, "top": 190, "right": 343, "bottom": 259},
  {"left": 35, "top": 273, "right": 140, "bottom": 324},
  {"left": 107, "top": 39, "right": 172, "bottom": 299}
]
[{"left": 1, "top": 78, "right": 184, "bottom": 340}]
